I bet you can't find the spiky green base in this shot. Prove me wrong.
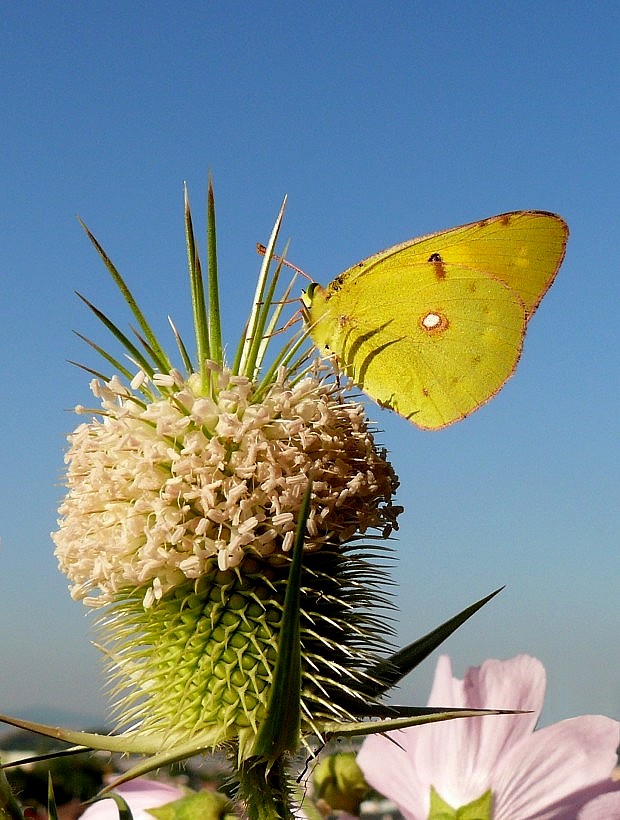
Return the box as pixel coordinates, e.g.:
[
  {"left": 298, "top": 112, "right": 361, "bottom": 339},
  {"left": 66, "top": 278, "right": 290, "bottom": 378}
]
[{"left": 96, "top": 546, "right": 393, "bottom": 763}]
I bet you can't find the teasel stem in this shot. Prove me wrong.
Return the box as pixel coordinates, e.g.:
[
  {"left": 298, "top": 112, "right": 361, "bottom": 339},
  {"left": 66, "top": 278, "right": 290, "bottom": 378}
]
[
  {"left": 237, "top": 757, "right": 291, "bottom": 820},
  {"left": 233, "top": 480, "right": 308, "bottom": 819}
]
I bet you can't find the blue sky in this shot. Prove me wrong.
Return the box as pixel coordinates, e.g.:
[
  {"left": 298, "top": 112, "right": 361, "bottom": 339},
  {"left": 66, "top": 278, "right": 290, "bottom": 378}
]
[{"left": 1, "top": 3, "right": 617, "bottom": 730}]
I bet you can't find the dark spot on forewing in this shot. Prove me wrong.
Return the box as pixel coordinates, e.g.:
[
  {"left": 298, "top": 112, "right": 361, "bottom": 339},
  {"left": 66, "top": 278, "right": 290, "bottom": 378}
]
[{"left": 427, "top": 252, "right": 447, "bottom": 281}]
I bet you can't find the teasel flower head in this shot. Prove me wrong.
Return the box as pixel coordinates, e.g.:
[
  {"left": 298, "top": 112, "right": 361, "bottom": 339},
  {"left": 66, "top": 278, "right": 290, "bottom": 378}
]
[{"left": 51, "top": 184, "right": 404, "bottom": 806}]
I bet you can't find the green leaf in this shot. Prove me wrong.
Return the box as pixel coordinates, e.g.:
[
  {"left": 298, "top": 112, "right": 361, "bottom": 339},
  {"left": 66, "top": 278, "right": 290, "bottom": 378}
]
[
  {"left": 79, "top": 219, "right": 172, "bottom": 374},
  {"left": 428, "top": 786, "right": 458, "bottom": 819},
  {"left": 251, "top": 480, "right": 310, "bottom": 760},
  {"left": 206, "top": 175, "right": 223, "bottom": 366},
  {"left": 1, "top": 747, "right": 92, "bottom": 769},
  {"left": 94, "top": 737, "right": 228, "bottom": 793},
  {"left": 320, "top": 706, "right": 520, "bottom": 739},
  {"left": 233, "top": 198, "right": 286, "bottom": 378},
  {"left": 0, "top": 713, "right": 163, "bottom": 756},
  {"left": 184, "top": 185, "right": 210, "bottom": 387},
  {"left": 254, "top": 322, "right": 313, "bottom": 402},
  {"left": 0, "top": 758, "right": 25, "bottom": 820},
  {"left": 149, "top": 790, "right": 233, "bottom": 820},
  {"left": 47, "top": 774, "right": 58, "bottom": 820},
  {"left": 366, "top": 588, "right": 504, "bottom": 696},
  {"left": 85, "top": 793, "right": 134, "bottom": 820},
  {"left": 75, "top": 293, "right": 159, "bottom": 378},
  {"left": 167, "top": 316, "right": 193, "bottom": 375},
  {"left": 71, "top": 330, "right": 141, "bottom": 387},
  {"left": 429, "top": 786, "right": 493, "bottom": 820}
]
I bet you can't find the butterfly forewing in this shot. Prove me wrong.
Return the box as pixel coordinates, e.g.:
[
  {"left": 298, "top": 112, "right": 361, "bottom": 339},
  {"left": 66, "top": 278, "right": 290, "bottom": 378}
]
[{"left": 338, "top": 211, "right": 568, "bottom": 317}]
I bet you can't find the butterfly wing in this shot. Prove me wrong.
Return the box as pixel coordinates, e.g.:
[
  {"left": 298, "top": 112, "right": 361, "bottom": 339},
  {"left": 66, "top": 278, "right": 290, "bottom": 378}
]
[
  {"left": 331, "top": 211, "right": 568, "bottom": 317},
  {"left": 306, "top": 211, "right": 567, "bottom": 430},
  {"left": 308, "top": 263, "right": 526, "bottom": 429}
]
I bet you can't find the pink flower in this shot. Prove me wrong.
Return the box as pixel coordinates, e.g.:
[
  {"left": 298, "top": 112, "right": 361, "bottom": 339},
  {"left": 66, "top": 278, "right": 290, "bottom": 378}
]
[
  {"left": 357, "top": 655, "right": 620, "bottom": 819},
  {"left": 80, "top": 778, "right": 184, "bottom": 820}
]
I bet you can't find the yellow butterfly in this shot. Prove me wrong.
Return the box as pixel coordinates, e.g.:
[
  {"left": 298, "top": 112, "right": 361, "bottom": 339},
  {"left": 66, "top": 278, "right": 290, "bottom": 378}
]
[{"left": 303, "top": 211, "right": 568, "bottom": 430}]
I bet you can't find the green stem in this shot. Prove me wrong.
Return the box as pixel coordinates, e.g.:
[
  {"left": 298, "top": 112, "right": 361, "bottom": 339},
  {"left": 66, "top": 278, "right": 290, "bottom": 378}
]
[
  {"left": 0, "top": 763, "right": 25, "bottom": 820},
  {"left": 237, "top": 756, "right": 294, "bottom": 820}
]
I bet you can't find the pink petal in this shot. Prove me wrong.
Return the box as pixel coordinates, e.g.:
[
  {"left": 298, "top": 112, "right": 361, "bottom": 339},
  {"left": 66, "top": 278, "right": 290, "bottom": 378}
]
[
  {"left": 81, "top": 779, "right": 184, "bottom": 820},
  {"left": 461, "top": 655, "right": 545, "bottom": 714},
  {"left": 419, "top": 655, "right": 545, "bottom": 808},
  {"left": 357, "top": 731, "right": 427, "bottom": 820},
  {"left": 427, "top": 656, "right": 465, "bottom": 706},
  {"left": 577, "top": 790, "right": 620, "bottom": 819},
  {"left": 456, "top": 655, "right": 546, "bottom": 767},
  {"left": 360, "top": 655, "right": 548, "bottom": 816},
  {"left": 491, "top": 715, "right": 620, "bottom": 819},
  {"left": 357, "top": 657, "right": 462, "bottom": 818}
]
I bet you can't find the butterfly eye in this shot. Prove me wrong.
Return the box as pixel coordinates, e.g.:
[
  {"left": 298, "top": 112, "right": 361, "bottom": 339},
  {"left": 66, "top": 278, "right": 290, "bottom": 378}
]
[{"left": 427, "top": 252, "right": 443, "bottom": 262}]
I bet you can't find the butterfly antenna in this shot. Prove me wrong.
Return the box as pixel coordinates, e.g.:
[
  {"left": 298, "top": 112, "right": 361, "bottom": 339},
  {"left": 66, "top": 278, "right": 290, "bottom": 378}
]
[
  {"left": 280, "top": 307, "right": 305, "bottom": 333},
  {"left": 256, "top": 309, "right": 304, "bottom": 341},
  {"left": 256, "top": 243, "right": 312, "bottom": 281}
]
